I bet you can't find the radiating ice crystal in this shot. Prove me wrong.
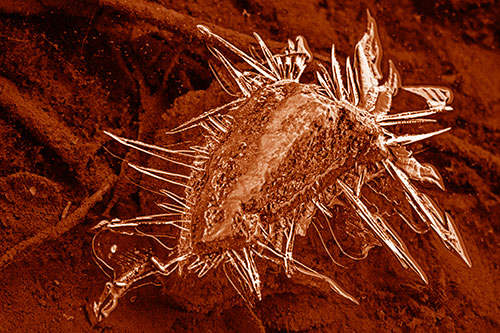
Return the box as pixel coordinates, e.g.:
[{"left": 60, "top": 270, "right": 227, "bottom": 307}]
[{"left": 90, "top": 10, "right": 470, "bottom": 322}]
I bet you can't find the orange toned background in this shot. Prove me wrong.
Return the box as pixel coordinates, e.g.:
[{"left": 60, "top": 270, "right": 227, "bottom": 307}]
[{"left": 0, "top": 0, "right": 498, "bottom": 331}]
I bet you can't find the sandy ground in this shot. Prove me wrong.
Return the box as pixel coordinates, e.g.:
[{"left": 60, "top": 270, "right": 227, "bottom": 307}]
[{"left": 0, "top": 0, "right": 499, "bottom": 331}]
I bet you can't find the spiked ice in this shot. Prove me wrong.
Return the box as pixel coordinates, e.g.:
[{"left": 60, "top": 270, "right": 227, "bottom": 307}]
[{"left": 90, "top": 11, "right": 470, "bottom": 322}]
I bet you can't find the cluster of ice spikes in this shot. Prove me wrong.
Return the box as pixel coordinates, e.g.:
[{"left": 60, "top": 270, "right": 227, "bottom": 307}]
[
  {"left": 194, "top": 11, "right": 471, "bottom": 274},
  {"left": 91, "top": 10, "right": 470, "bottom": 322}
]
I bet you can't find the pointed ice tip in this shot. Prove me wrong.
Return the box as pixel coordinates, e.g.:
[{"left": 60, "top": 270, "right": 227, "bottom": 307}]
[
  {"left": 296, "top": 35, "right": 313, "bottom": 62},
  {"left": 332, "top": 283, "right": 359, "bottom": 305},
  {"left": 197, "top": 24, "right": 212, "bottom": 36},
  {"left": 350, "top": 295, "right": 360, "bottom": 306},
  {"left": 464, "top": 254, "right": 472, "bottom": 268},
  {"left": 366, "top": 9, "right": 377, "bottom": 32},
  {"left": 423, "top": 163, "right": 446, "bottom": 191},
  {"left": 366, "top": 8, "right": 373, "bottom": 21},
  {"left": 406, "top": 254, "right": 429, "bottom": 284},
  {"left": 103, "top": 130, "right": 120, "bottom": 141},
  {"left": 419, "top": 270, "right": 430, "bottom": 285},
  {"left": 445, "top": 213, "right": 472, "bottom": 268}
]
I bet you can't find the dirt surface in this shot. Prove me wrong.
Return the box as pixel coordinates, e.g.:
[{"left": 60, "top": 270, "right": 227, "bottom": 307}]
[{"left": 0, "top": 0, "right": 499, "bottom": 332}]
